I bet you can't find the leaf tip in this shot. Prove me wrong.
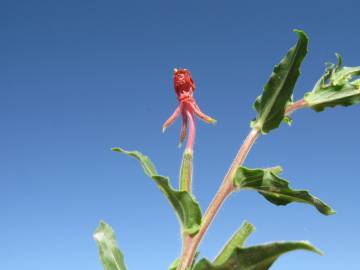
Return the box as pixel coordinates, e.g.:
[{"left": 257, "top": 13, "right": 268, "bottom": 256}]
[
  {"left": 300, "top": 241, "right": 324, "bottom": 255},
  {"left": 242, "top": 220, "right": 256, "bottom": 234},
  {"left": 93, "top": 220, "right": 107, "bottom": 241},
  {"left": 293, "top": 29, "right": 308, "bottom": 39},
  {"left": 334, "top": 52, "right": 343, "bottom": 67},
  {"left": 318, "top": 202, "right": 336, "bottom": 216},
  {"left": 111, "top": 147, "right": 123, "bottom": 153},
  {"left": 326, "top": 208, "right": 336, "bottom": 216},
  {"left": 268, "top": 166, "right": 283, "bottom": 175}
]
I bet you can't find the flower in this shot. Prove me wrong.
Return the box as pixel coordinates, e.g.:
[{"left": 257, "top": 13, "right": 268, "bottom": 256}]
[{"left": 162, "top": 68, "right": 216, "bottom": 151}]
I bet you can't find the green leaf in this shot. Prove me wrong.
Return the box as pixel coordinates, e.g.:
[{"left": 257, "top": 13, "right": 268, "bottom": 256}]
[
  {"left": 152, "top": 175, "right": 201, "bottom": 235},
  {"left": 304, "top": 53, "right": 360, "bottom": 111},
  {"left": 112, "top": 147, "right": 202, "bottom": 235},
  {"left": 193, "top": 241, "right": 322, "bottom": 270},
  {"left": 168, "top": 258, "right": 180, "bottom": 270},
  {"left": 93, "top": 221, "right": 127, "bottom": 270},
  {"left": 214, "top": 221, "right": 255, "bottom": 265},
  {"left": 251, "top": 30, "right": 308, "bottom": 133},
  {"left": 233, "top": 167, "right": 335, "bottom": 215}
]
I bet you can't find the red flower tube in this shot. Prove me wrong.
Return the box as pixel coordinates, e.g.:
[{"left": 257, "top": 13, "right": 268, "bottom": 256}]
[{"left": 162, "top": 68, "right": 216, "bottom": 151}]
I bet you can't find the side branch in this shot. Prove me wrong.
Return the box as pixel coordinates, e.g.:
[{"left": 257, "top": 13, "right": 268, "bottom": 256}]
[
  {"left": 286, "top": 99, "right": 307, "bottom": 114},
  {"left": 177, "top": 129, "right": 259, "bottom": 270},
  {"left": 176, "top": 100, "right": 307, "bottom": 270}
]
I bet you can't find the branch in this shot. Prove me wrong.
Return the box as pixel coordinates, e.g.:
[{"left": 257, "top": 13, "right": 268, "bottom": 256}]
[{"left": 176, "top": 99, "right": 308, "bottom": 270}]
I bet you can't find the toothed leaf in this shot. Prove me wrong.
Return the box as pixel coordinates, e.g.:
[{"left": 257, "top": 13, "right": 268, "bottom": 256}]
[
  {"left": 194, "top": 241, "right": 322, "bottom": 270},
  {"left": 251, "top": 30, "right": 308, "bottom": 133},
  {"left": 304, "top": 54, "right": 360, "bottom": 111},
  {"left": 112, "top": 147, "right": 202, "bottom": 235},
  {"left": 233, "top": 167, "right": 335, "bottom": 215}
]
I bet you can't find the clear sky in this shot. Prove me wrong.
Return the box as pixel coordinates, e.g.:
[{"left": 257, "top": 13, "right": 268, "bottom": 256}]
[{"left": 1, "top": 0, "right": 359, "bottom": 269}]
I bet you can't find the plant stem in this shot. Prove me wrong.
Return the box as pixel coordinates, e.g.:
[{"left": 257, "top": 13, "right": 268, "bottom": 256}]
[
  {"left": 177, "top": 128, "right": 260, "bottom": 270},
  {"left": 286, "top": 99, "right": 307, "bottom": 114},
  {"left": 177, "top": 99, "right": 307, "bottom": 270}
]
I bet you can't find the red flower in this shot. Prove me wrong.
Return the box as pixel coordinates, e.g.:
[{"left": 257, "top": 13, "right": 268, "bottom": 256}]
[{"left": 163, "top": 68, "right": 216, "bottom": 151}]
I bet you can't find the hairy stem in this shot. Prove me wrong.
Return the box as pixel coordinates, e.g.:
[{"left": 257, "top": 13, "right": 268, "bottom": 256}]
[
  {"left": 177, "top": 129, "right": 259, "bottom": 270},
  {"left": 177, "top": 99, "right": 307, "bottom": 270},
  {"left": 286, "top": 99, "right": 307, "bottom": 114},
  {"left": 179, "top": 149, "right": 193, "bottom": 192},
  {"left": 179, "top": 111, "right": 195, "bottom": 192}
]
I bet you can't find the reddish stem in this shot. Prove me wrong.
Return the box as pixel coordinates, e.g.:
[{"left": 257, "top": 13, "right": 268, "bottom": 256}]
[
  {"left": 177, "top": 129, "right": 260, "bottom": 270},
  {"left": 286, "top": 99, "right": 307, "bottom": 114},
  {"left": 177, "top": 99, "right": 308, "bottom": 270}
]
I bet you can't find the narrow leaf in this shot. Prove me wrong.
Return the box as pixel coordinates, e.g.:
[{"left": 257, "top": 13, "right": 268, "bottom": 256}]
[
  {"left": 112, "top": 148, "right": 157, "bottom": 176},
  {"left": 168, "top": 258, "right": 179, "bottom": 270},
  {"left": 304, "top": 54, "right": 360, "bottom": 111},
  {"left": 152, "top": 175, "right": 201, "bottom": 235},
  {"left": 93, "top": 221, "right": 127, "bottom": 270},
  {"left": 251, "top": 30, "right": 308, "bottom": 133},
  {"left": 112, "top": 147, "right": 202, "bottom": 235},
  {"left": 194, "top": 241, "right": 322, "bottom": 270},
  {"left": 214, "top": 221, "right": 255, "bottom": 265},
  {"left": 233, "top": 167, "right": 335, "bottom": 215}
]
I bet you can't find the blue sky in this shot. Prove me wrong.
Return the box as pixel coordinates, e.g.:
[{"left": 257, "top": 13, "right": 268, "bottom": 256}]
[{"left": 1, "top": 0, "right": 359, "bottom": 269}]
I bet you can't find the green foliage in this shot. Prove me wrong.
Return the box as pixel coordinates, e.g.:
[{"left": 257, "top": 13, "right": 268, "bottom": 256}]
[
  {"left": 194, "top": 241, "right": 321, "bottom": 270},
  {"left": 112, "top": 147, "right": 202, "bottom": 236},
  {"left": 168, "top": 258, "right": 180, "bottom": 270},
  {"left": 213, "top": 221, "right": 255, "bottom": 265},
  {"left": 93, "top": 30, "right": 360, "bottom": 270},
  {"left": 251, "top": 30, "right": 308, "bottom": 133},
  {"left": 94, "top": 221, "right": 127, "bottom": 270},
  {"left": 304, "top": 54, "right": 360, "bottom": 111},
  {"left": 233, "top": 166, "right": 335, "bottom": 215}
]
